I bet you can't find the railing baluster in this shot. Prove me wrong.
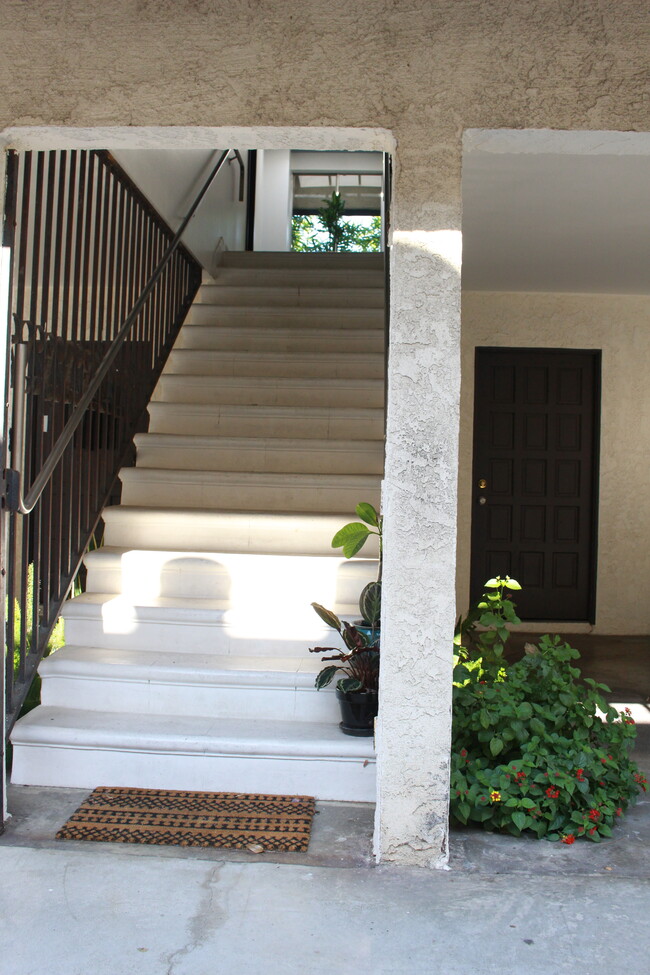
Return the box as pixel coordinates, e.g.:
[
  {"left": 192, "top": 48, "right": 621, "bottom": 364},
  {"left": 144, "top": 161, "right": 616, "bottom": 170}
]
[{"left": 3, "top": 147, "right": 228, "bottom": 741}]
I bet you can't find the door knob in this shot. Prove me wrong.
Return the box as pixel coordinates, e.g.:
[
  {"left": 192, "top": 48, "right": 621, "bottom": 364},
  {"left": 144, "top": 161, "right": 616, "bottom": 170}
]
[{"left": 478, "top": 496, "right": 487, "bottom": 505}]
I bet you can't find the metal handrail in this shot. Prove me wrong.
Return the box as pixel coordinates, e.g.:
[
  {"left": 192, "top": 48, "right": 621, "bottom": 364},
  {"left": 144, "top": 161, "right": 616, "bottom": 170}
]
[{"left": 7, "top": 148, "right": 234, "bottom": 515}]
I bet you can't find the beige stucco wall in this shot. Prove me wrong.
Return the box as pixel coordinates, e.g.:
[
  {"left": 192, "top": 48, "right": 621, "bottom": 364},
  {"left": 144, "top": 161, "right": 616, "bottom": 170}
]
[
  {"left": 1, "top": 0, "right": 649, "bottom": 866},
  {"left": 459, "top": 291, "right": 650, "bottom": 634}
]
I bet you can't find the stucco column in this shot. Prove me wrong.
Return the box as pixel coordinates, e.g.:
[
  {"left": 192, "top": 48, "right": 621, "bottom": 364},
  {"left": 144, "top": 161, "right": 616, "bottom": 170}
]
[{"left": 374, "top": 149, "right": 461, "bottom": 867}]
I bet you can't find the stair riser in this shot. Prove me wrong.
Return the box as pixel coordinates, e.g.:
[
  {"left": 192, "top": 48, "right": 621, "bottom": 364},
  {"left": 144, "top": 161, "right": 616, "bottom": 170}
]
[
  {"left": 194, "top": 286, "right": 384, "bottom": 309},
  {"left": 84, "top": 550, "right": 378, "bottom": 602},
  {"left": 175, "top": 326, "right": 384, "bottom": 354},
  {"left": 185, "top": 306, "right": 384, "bottom": 329},
  {"left": 164, "top": 351, "right": 383, "bottom": 380},
  {"left": 146, "top": 405, "right": 383, "bottom": 440},
  {"left": 211, "top": 269, "right": 385, "bottom": 288},
  {"left": 41, "top": 677, "right": 340, "bottom": 723},
  {"left": 119, "top": 473, "right": 381, "bottom": 513},
  {"left": 150, "top": 377, "right": 384, "bottom": 409},
  {"left": 10, "top": 743, "right": 376, "bottom": 801},
  {"left": 133, "top": 442, "right": 384, "bottom": 475},
  {"left": 101, "top": 510, "right": 381, "bottom": 556}
]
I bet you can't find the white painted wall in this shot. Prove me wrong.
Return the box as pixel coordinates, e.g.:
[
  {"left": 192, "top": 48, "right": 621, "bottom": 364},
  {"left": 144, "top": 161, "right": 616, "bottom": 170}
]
[
  {"left": 458, "top": 290, "right": 650, "bottom": 634},
  {"left": 290, "top": 150, "right": 383, "bottom": 173},
  {"left": 253, "top": 149, "right": 292, "bottom": 252},
  {"left": 112, "top": 148, "right": 247, "bottom": 272}
]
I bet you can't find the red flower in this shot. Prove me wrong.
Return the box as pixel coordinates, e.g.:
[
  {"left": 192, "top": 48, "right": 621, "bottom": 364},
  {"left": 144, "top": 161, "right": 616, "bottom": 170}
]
[
  {"left": 589, "top": 826, "right": 598, "bottom": 835},
  {"left": 545, "top": 787, "right": 560, "bottom": 799},
  {"left": 576, "top": 769, "right": 585, "bottom": 781},
  {"left": 589, "top": 808, "right": 601, "bottom": 821},
  {"left": 615, "top": 807, "right": 623, "bottom": 817},
  {"left": 561, "top": 834, "right": 576, "bottom": 845},
  {"left": 459, "top": 749, "right": 467, "bottom": 757}
]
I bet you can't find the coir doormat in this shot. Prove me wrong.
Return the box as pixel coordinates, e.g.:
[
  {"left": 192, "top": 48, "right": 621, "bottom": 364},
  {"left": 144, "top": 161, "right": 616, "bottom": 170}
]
[{"left": 56, "top": 787, "right": 315, "bottom": 852}]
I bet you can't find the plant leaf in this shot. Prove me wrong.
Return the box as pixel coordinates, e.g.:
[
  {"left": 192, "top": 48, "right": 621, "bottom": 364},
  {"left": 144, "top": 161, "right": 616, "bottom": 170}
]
[
  {"left": 355, "top": 502, "right": 379, "bottom": 527},
  {"left": 331, "top": 523, "right": 371, "bottom": 557},
  {"left": 315, "top": 666, "right": 338, "bottom": 689},
  {"left": 490, "top": 737, "right": 504, "bottom": 756},
  {"left": 337, "top": 677, "right": 364, "bottom": 693},
  {"left": 512, "top": 811, "right": 528, "bottom": 831},
  {"left": 311, "top": 602, "right": 342, "bottom": 631}
]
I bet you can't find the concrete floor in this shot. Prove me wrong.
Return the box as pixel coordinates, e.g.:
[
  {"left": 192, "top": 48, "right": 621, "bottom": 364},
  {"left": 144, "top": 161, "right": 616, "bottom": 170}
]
[{"left": 1, "top": 635, "right": 649, "bottom": 974}]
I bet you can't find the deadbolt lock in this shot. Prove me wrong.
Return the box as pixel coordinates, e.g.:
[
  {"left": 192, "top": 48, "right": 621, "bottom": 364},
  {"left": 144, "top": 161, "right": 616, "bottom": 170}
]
[{"left": 478, "top": 478, "right": 487, "bottom": 489}]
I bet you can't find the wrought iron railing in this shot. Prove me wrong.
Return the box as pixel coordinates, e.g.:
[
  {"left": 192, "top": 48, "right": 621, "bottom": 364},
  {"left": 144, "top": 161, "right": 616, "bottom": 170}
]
[{"left": 1, "top": 148, "right": 233, "bottom": 753}]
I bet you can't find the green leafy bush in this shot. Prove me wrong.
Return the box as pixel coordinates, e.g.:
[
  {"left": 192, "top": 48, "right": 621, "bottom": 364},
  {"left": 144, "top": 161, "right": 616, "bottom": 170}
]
[{"left": 451, "top": 578, "right": 646, "bottom": 843}]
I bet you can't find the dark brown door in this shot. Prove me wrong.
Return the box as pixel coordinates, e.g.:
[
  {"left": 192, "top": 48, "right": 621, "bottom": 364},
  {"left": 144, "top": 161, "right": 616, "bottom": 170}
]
[{"left": 470, "top": 348, "right": 600, "bottom": 621}]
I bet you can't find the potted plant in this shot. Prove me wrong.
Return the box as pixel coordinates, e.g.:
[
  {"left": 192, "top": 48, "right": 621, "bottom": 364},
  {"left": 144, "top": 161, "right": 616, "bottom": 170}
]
[
  {"left": 331, "top": 501, "right": 382, "bottom": 639},
  {"left": 309, "top": 603, "right": 379, "bottom": 736}
]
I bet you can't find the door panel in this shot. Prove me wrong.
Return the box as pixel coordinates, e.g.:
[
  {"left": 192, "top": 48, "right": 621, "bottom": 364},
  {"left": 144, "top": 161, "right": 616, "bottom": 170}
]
[{"left": 470, "top": 348, "right": 600, "bottom": 621}]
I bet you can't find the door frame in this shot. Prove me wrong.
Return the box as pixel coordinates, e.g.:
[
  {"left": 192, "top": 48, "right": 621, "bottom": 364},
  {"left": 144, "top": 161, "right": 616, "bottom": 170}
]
[{"left": 470, "top": 346, "right": 602, "bottom": 624}]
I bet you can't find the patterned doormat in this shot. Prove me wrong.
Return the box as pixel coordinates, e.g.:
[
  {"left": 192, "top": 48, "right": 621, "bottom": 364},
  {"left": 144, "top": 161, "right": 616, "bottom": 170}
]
[{"left": 56, "top": 787, "right": 316, "bottom": 852}]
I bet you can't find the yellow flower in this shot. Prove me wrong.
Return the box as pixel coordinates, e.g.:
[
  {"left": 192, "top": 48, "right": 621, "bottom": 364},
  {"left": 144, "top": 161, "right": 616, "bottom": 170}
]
[{"left": 490, "top": 790, "right": 501, "bottom": 802}]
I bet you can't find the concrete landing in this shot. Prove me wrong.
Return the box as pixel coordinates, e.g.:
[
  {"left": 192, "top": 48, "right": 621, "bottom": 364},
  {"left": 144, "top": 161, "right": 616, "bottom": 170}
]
[{"left": 1, "top": 789, "right": 649, "bottom": 975}]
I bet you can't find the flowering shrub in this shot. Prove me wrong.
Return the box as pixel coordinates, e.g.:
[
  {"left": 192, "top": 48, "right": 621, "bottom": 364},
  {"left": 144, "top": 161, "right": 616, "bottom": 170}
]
[{"left": 451, "top": 578, "right": 646, "bottom": 842}]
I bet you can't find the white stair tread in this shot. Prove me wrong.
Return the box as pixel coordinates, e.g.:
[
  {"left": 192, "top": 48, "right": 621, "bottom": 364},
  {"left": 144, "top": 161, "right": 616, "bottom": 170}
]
[
  {"left": 211, "top": 269, "right": 384, "bottom": 288},
  {"left": 101, "top": 507, "right": 380, "bottom": 556},
  {"left": 40, "top": 646, "right": 325, "bottom": 685},
  {"left": 174, "top": 327, "right": 383, "bottom": 355},
  {"left": 147, "top": 402, "right": 383, "bottom": 421},
  {"left": 152, "top": 374, "right": 384, "bottom": 393},
  {"left": 12, "top": 707, "right": 375, "bottom": 760},
  {"left": 63, "top": 591, "right": 359, "bottom": 624},
  {"left": 219, "top": 251, "right": 383, "bottom": 269},
  {"left": 185, "top": 305, "right": 384, "bottom": 328},
  {"left": 62, "top": 592, "right": 230, "bottom": 623},
  {"left": 194, "top": 285, "right": 384, "bottom": 308},
  {"left": 163, "top": 349, "right": 383, "bottom": 379},
  {"left": 134, "top": 433, "right": 383, "bottom": 453},
  {"left": 120, "top": 468, "right": 380, "bottom": 487}
]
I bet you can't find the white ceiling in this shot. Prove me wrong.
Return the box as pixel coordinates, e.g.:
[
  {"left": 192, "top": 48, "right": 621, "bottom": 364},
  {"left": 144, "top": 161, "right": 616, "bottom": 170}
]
[{"left": 461, "top": 131, "right": 650, "bottom": 294}]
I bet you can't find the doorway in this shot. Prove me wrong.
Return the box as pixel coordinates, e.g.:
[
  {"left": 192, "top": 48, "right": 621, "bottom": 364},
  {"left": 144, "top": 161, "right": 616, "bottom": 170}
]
[{"left": 470, "top": 347, "right": 601, "bottom": 622}]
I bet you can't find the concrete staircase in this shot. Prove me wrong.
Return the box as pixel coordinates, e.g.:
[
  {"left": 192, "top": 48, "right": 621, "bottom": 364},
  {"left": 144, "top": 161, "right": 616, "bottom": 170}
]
[{"left": 11, "top": 252, "right": 385, "bottom": 801}]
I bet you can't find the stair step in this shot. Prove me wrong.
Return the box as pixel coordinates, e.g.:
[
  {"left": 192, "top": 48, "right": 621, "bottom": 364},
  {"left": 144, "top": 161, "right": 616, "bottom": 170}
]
[
  {"left": 146, "top": 403, "right": 384, "bottom": 440},
  {"left": 119, "top": 468, "right": 381, "bottom": 513},
  {"left": 101, "top": 507, "right": 381, "bottom": 556},
  {"left": 62, "top": 591, "right": 358, "bottom": 655},
  {"left": 10, "top": 707, "right": 376, "bottom": 800},
  {"left": 194, "top": 285, "right": 384, "bottom": 309},
  {"left": 174, "top": 325, "right": 384, "bottom": 354},
  {"left": 150, "top": 375, "right": 384, "bottom": 409},
  {"left": 133, "top": 433, "right": 384, "bottom": 474},
  {"left": 212, "top": 268, "right": 385, "bottom": 288},
  {"left": 38, "top": 647, "right": 340, "bottom": 722},
  {"left": 164, "top": 349, "right": 383, "bottom": 379},
  {"left": 83, "top": 547, "right": 378, "bottom": 601},
  {"left": 185, "top": 305, "right": 384, "bottom": 329},
  {"left": 220, "top": 251, "right": 383, "bottom": 271}
]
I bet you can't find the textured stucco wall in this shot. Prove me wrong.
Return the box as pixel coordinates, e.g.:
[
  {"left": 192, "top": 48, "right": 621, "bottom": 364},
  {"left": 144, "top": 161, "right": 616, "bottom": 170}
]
[
  {"left": 459, "top": 291, "right": 650, "bottom": 635},
  {"left": 1, "top": 0, "right": 649, "bottom": 866}
]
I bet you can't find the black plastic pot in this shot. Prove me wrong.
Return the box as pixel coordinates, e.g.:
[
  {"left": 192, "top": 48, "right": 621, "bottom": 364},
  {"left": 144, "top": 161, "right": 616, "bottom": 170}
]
[{"left": 336, "top": 688, "right": 378, "bottom": 737}]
